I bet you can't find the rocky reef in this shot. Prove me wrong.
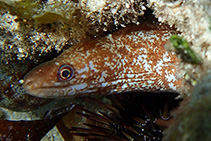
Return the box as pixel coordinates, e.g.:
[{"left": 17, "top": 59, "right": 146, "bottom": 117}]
[
  {"left": 0, "top": 0, "right": 211, "bottom": 140},
  {"left": 164, "top": 74, "right": 211, "bottom": 141},
  {"left": 1, "top": 0, "right": 146, "bottom": 60}
]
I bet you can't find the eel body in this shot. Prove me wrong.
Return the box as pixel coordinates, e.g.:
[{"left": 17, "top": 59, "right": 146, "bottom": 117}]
[{"left": 23, "top": 24, "right": 182, "bottom": 98}]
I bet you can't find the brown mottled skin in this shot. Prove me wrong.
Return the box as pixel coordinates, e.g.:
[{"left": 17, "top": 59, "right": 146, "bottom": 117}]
[{"left": 23, "top": 23, "right": 182, "bottom": 98}]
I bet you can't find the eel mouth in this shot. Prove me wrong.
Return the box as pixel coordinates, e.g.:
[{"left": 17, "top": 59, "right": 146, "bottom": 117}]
[{"left": 23, "top": 79, "right": 90, "bottom": 98}]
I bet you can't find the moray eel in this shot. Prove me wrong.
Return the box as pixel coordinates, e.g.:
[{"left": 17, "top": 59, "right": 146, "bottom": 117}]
[{"left": 23, "top": 23, "right": 182, "bottom": 98}]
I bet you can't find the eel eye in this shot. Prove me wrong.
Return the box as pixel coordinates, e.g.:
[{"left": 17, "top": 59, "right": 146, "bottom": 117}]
[{"left": 58, "top": 65, "right": 74, "bottom": 81}]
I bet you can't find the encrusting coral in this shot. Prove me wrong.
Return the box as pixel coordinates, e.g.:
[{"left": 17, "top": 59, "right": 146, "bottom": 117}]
[{"left": 1, "top": 0, "right": 147, "bottom": 60}]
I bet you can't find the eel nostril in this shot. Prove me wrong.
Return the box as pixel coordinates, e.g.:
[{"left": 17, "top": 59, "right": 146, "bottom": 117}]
[{"left": 23, "top": 79, "right": 33, "bottom": 89}]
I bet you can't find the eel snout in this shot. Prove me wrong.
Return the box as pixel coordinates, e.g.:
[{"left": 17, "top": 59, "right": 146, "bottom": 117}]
[{"left": 23, "top": 61, "right": 60, "bottom": 97}]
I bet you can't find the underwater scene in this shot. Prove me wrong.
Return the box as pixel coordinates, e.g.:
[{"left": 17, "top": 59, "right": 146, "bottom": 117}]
[{"left": 0, "top": 0, "right": 211, "bottom": 140}]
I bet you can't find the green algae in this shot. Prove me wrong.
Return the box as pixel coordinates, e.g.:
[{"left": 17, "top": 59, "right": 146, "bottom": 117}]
[
  {"left": 0, "top": 0, "right": 40, "bottom": 19},
  {"left": 0, "top": 0, "right": 73, "bottom": 23},
  {"left": 170, "top": 35, "right": 202, "bottom": 64},
  {"left": 33, "top": 12, "right": 64, "bottom": 24}
]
